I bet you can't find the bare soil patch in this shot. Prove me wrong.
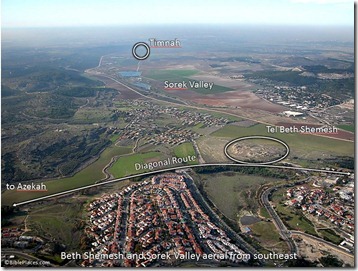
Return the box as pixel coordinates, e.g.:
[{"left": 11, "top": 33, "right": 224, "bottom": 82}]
[{"left": 170, "top": 89, "right": 287, "bottom": 113}]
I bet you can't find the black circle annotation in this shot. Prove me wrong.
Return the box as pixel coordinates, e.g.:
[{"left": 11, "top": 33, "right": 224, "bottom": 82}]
[
  {"left": 132, "top": 42, "right": 150, "bottom": 60},
  {"left": 224, "top": 136, "right": 290, "bottom": 165}
]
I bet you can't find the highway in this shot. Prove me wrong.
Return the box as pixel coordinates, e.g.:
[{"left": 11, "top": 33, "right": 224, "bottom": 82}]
[
  {"left": 86, "top": 54, "right": 354, "bottom": 143},
  {"left": 92, "top": 72, "right": 274, "bottom": 127},
  {"left": 14, "top": 162, "right": 349, "bottom": 207}
]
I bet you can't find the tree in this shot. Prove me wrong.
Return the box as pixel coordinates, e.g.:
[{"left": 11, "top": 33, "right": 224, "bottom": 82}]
[
  {"left": 286, "top": 257, "right": 316, "bottom": 267},
  {"left": 319, "top": 255, "right": 343, "bottom": 267}
]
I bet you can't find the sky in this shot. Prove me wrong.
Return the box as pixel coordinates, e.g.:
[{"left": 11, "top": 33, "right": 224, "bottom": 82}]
[{"left": 1, "top": 0, "right": 354, "bottom": 28}]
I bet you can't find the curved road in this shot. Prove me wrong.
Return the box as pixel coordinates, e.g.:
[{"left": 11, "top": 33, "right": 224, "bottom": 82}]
[
  {"left": 260, "top": 185, "right": 298, "bottom": 255},
  {"left": 90, "top": 72, "right": 274, "bottom": 127},
  {"left": 86, "top": 55, "right": 354, "bottom": 143},
  {"left": 182, "top": 171, "right": 263, "bottom": 264},
  {"left": 260, "top": 179, "right": 354, "bottom": 260}
]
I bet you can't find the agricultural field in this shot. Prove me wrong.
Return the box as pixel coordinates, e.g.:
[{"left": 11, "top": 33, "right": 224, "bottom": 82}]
[
  {"left": 144, "top": 69, "right": 234, "bottom": 94},
  {"left": 197, "top": 136, "right": 231, "bottom": 162},
  {"left": 337, "top": 124, "right": 354, "bottom": 133},
  {"left": 109, "top": 151, "right": 164, "bottom": 178},
  {"left": 173, "top": 142, "right": 197, "bottom": 164},
  {"left": 73, "top": 107, "right": 114, "bottom": 123},
  {"left": 109, "top": 142, "right": 199, "bottom": 178},
  {"left": 144, "top": 69, "right": 199, "bottom": 81},
  {"left": 211, "top": 124, "right": 354, "bottom": 163}
]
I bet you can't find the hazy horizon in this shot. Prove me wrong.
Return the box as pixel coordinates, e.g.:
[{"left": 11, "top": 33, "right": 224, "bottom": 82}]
[
  {"left": 2, "top": 0, "right": 354, "bottom": 28},
  {"left": 2, "top": 25, "right": 354, "bottom": 48}
]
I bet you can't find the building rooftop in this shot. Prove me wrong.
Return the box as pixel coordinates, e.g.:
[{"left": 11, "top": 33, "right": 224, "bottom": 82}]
[{"left": 119, "top": 71, "right": 142, "bottom": 77}]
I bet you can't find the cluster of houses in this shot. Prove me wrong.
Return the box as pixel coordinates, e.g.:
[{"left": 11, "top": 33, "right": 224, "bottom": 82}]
[
  {"left": 160, "top": 106, "right": 230, "bottom": 128},
  {"left": 83, "top": 173, "right": 247, "bottom": 267},
  {"left": 255, "top": 84, "right": 340, "bottom": 113},
  {"left": 254, "top": 83, "right": 348, "bottom": 123},
  {"left": 114, "top": 100, "right": 229, "bottom": 144},
  {"left": 147, "top": 128, "right": 198, "bottom": 145},
  {"left": 84, "top": 182, "right": 148, "bottom": 267},
  {"left": 285, "top": 184, "right": 354, "bottom": 233},
  {"left": 2, "top": 228, "right": 43, "bottom": 249}
]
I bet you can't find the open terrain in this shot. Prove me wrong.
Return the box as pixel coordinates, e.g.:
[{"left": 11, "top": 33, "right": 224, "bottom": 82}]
[{"left": 1, "top": 25, "right": 354, "bottom": 268}]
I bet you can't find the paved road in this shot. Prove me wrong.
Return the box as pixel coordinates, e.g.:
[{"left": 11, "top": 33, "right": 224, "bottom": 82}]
[
  {"left": 260, "top": 185, "right": 298, "bottom": 255},
  {"left": 84, "top": 68, "right": 275, "bottom": 128},
  {"left": 259, "top": 177, "right": 354, "bottom": 260},
  {"left": 86, "top": 55, "right": 354, "bottom": 143},
  {"left": 182, "top": 171, "right": 263, "bottom": 265},
  {"left": 290, "top": 231, "right": 354, "bottom": 258}
]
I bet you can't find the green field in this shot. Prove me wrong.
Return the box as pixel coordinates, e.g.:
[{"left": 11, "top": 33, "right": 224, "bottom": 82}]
[
  {"left": 73, "top": 108, "right": 113, "bottom": 122},
  {"left": 110, "top": 134, "right": 120, "bottom": 142},
  {"left": 198, "top": 172, "right": 280, "bottom": 220},
  {"left": 207, "top": 111, "right": 242, "bottom": 122},
  {"left": 27, "top": 202, "right": 83, "bottom": 250},
  {"left": 271, "top": 188, "right": 318, "bottom": 235},
  {"left": 2, "top": 144, "right": 132, "bottom": 206},
  {"left": 259, "top": 207, "right": 271, "bottom": 219},
  {"left": 250, "top": 221, "right": 288, "bottom": 252},
  {"left": 338, "top": 124, "right": 354, "bottom": 133},
  {"left": 109, "top": 142, "right": 199, "bottom": 178},
  {"left": 175, "top": 106, "right": 242, "bottom": 122},
  {"left": 109, "top": 151, "right": 164, "bottom": 178},
  {"left": 193, "top": 84, "right": 233, "bottom": 94},
  {"left": 173, "top": 142, "right": 197, "bottom": 165},
  {"left": 318, "top": 229, "right": 344, "bottom": 245},
  {"left": 191, "top": 123, "right": 205, "bottom": 132},
  {"left": 145, "top": 69, "right": 234, "bottom": 94},
  {"left": 275, "top": 203, "right": 317, "bottom": 236},
  {"left": 212, "top": 124, "right": 354, "bottom": 157}
]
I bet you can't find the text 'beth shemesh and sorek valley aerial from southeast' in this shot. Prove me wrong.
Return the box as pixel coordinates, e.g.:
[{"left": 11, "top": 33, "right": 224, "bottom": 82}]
[{"left": 1, "top": 0, "right": 355, "bottom": 268}]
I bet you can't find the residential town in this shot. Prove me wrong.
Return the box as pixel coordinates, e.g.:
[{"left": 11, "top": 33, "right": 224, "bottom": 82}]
[
  {"left": 255, "top": 85, "right": 340, "bottom": 112},
  {"left": 285, "top": 175, "right": 354, "bottom": 252},
  {"left": 1, "top": 228, "right": 44, "bottom": 250},
  {"left": 84, "top": 173, "right": 249, "bottom": 267},
  {"left": 114, "top": 100, "right": 230, "bottom": 145},
  {"left": 253, "top": 83, "right": 353, "bottom": 124}
]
